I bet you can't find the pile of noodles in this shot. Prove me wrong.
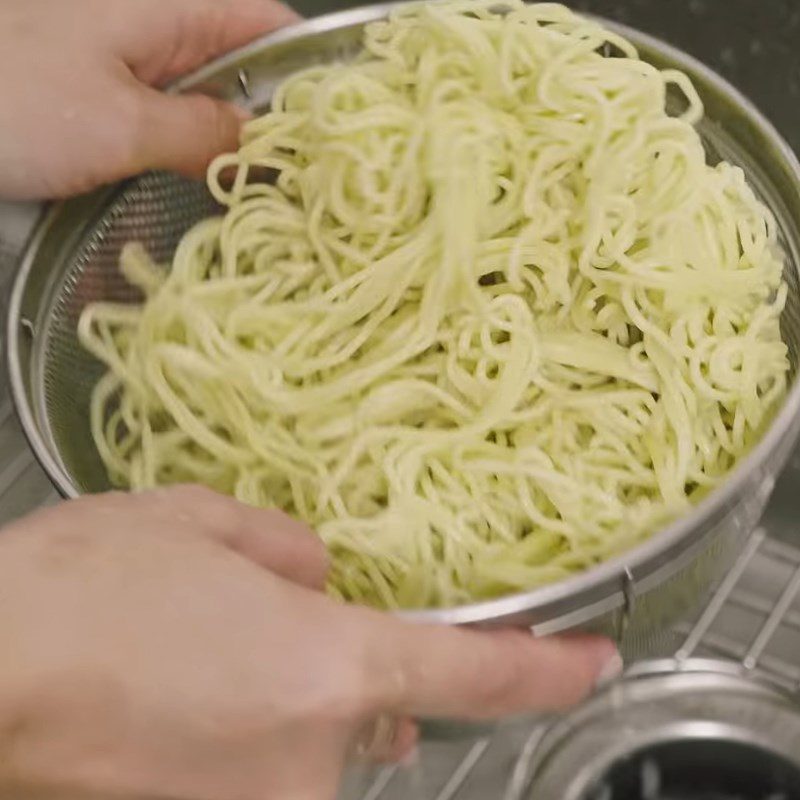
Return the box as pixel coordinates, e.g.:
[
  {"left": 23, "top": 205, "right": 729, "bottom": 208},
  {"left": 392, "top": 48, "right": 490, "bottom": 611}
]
[{"left": 78, "top": 1, "right": 789, "bottom": 608}]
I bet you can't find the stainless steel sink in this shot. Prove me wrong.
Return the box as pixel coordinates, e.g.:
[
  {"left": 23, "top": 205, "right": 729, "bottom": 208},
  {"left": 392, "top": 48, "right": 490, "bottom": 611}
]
[{"left": 2, "top": 201, "right": 799, "bottom": 800}]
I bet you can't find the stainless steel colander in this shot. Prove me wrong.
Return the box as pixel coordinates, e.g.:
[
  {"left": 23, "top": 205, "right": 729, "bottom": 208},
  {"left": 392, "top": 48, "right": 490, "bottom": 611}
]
[{"left": 8, "top": 4, "right": 800, "bottom": 658}]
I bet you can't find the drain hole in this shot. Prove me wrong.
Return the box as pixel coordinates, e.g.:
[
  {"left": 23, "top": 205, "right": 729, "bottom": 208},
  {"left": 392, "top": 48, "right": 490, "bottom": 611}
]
[{"left": 582, "top": 738, "right": 800, "bottom": 800}]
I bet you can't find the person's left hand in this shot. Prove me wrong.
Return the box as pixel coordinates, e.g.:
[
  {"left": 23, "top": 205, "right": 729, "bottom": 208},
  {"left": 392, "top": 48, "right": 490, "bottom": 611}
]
[{"left": 0, "top": 0, "right": 298, "bottom": 200}]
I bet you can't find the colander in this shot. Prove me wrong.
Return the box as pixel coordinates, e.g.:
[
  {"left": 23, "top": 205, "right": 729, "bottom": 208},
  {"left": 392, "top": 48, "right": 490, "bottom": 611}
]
[{"left": 8, "top": 4, "right": 800, "bottom": 658}]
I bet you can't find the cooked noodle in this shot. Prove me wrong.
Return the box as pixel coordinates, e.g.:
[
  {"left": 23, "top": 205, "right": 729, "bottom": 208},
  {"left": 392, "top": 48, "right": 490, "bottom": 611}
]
[{"left": 78, "top": 0, "right": 789, "bottom": 608}]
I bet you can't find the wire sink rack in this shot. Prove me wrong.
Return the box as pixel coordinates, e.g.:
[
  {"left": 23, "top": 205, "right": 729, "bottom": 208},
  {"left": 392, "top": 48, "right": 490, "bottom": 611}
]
[{"left": 1, "top": 202, "right": 799, "bottom": 800}]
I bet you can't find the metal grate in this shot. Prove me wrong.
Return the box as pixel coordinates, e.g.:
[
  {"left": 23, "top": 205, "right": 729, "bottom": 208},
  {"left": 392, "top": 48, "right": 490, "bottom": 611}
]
[{"left": 342, "top": 527, "right": 800, "bottom": 800}]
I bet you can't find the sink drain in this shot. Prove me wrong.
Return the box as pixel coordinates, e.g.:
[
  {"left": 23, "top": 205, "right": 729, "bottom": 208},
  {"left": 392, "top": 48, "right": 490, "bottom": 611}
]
[
  {"left": 582, "top": 736, "right": 800, "bottom": 800},
  {"left": 523, "top": 660, "right": 800, "bottom": 800}
]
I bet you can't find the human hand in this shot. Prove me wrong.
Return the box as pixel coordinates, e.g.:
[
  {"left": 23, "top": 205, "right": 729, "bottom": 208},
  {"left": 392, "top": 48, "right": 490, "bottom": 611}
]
[
  {"left": 0, "top": 486, "right": 620, "bottom": 800},
  {"left": 0, "top": 0, "right": 297, "bottom": 200}
]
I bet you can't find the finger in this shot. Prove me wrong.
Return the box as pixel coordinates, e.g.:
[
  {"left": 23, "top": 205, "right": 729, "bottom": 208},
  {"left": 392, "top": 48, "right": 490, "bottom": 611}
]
[
  {"left": 220, "top": 507, "right": 329, "bottom": 592},
  {"left": 360, "top": 615, "right": 622, "bottom": 718},
  {"left": 383, "top": 718, "right": 418, "bottom": 765},
  {"left": 120, "top": 0, "right": 300, "bottom": 85},
  {"left": 131, "top": 89, "right": 247, "bottom": 178},
  {"left": 147, "top": 485, "right": 329, "bottom": 590}
]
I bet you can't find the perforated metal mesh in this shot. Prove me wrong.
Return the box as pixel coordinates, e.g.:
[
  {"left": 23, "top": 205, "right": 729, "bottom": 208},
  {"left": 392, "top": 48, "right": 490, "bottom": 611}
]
[{"left": 40, "top": 174, "right": 219, "bottom": 491}]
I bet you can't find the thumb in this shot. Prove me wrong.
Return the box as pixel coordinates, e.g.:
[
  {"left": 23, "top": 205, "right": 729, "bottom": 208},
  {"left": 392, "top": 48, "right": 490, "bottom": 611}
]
[{"left": 132, "top": 88, "right": 247, "bottom": 178}]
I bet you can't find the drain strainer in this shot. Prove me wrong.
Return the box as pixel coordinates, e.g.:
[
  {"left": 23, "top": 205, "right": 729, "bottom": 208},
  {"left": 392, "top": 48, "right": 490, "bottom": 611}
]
[{"left": 524, "top": 659, "right": 800, "bottom": 800}]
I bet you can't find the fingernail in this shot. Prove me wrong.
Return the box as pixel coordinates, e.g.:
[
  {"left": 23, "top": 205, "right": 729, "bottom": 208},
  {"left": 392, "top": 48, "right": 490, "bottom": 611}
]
[
  {"left": 400, "top": 747, "right": 419, "bottom": 768},
  {"left": 595, "top": 651, "right": 624, "bottom": 689}
]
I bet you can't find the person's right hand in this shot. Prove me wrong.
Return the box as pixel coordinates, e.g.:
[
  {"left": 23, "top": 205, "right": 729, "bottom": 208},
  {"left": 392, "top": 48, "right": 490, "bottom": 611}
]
[{"left": 0, "top": 486, "right": 620, "bottom": 800}]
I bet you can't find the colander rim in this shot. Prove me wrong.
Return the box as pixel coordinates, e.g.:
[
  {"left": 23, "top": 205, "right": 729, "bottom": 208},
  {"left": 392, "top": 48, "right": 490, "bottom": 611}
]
[{"left": 7, "top": 3, "right": 800, "bottom": 628}]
